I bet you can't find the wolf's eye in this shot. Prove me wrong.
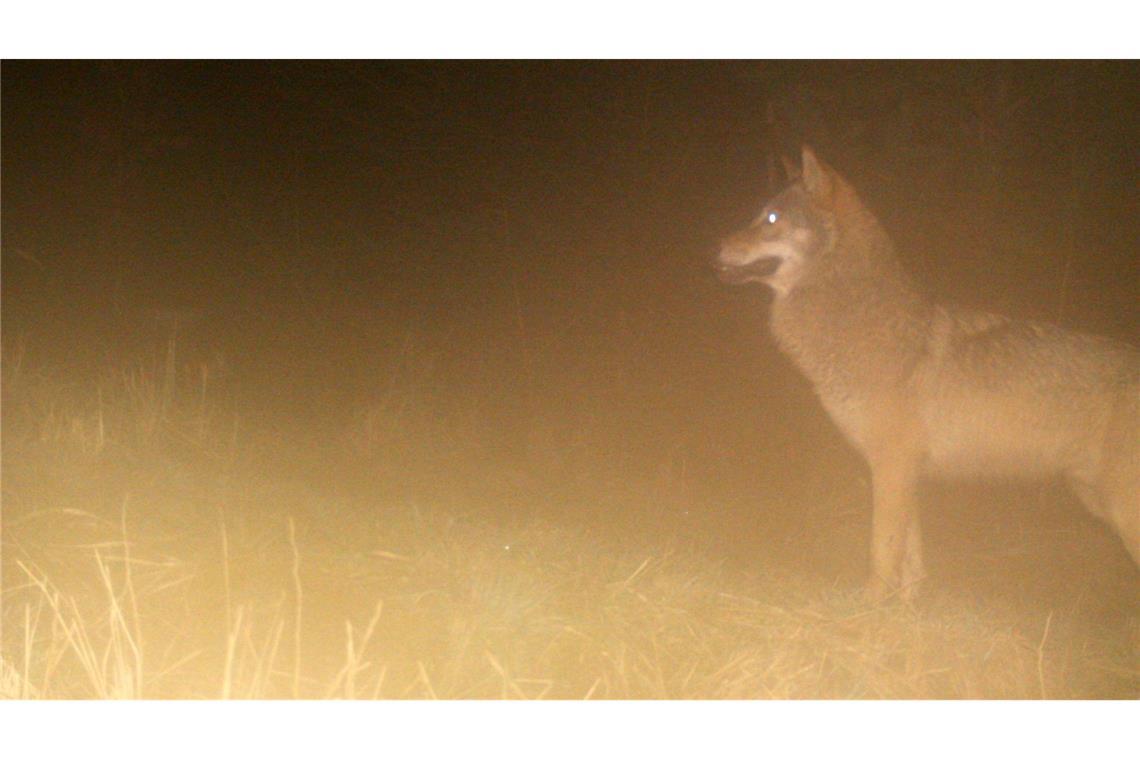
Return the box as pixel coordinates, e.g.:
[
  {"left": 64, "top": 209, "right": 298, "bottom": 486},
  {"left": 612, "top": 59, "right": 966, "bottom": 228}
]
[{"left": 764, "top": 211, "right": 779, "bottom": 225}]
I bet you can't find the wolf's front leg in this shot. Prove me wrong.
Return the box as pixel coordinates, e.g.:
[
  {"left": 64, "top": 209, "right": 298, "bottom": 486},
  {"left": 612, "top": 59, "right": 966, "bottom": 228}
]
[{"left": 866, "top": 451, "right": 924, "bottom": 602}]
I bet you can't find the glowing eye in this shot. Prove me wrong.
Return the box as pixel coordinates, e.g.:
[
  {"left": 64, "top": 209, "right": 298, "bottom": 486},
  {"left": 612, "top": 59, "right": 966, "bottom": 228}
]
[{"left": 765, "top": 211, "right": 779, "bottom": 224}]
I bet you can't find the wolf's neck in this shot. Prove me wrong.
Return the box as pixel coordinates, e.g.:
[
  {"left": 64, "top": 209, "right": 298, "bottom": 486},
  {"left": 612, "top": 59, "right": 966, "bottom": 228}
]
[{"left": 770, "top": 225, "right": 931, "bottom": 394}]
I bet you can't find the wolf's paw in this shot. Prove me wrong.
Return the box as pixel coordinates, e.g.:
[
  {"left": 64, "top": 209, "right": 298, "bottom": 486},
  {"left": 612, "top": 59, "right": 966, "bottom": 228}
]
[
  {"left": 864, "top": 576, "right": 896, "bottom": 605},
  {"left": 864, "top": 575, "right": 921, "bottom": 605}
]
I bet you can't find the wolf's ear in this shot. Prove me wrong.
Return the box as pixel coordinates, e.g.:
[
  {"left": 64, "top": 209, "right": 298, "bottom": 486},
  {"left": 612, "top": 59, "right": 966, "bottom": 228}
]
[
  {"left": 779, "top": 153, "right": 800, "bottom": 182},
  {"left": 801, "top": 145, "right": 832, "bottom": 200}
]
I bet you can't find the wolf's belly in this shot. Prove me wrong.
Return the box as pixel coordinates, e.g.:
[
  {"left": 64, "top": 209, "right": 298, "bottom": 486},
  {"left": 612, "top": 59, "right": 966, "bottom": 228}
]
[
  {"left": 816, "top": 389, "right": 1097, "bottom": 480},
  {"left": 917, "top": 396, "right": 1096, "bottom": 479}
]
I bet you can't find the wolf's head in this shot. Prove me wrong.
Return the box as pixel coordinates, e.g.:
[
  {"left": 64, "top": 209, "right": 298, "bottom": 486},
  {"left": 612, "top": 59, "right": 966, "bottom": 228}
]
[{"left": 715, "top": 145, "right": 857, "bottom": 296}]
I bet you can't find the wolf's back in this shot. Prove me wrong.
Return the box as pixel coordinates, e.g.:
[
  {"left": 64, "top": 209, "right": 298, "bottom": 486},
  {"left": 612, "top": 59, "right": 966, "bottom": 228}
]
[{"left": 916, "top": 305, "right": 1140, "bottom": 485}]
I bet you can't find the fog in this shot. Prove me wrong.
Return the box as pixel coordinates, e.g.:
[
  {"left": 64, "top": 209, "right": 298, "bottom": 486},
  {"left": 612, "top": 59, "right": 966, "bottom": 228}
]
[{"left": 3, "top": 61, "right": 1137, "bottom": 699}]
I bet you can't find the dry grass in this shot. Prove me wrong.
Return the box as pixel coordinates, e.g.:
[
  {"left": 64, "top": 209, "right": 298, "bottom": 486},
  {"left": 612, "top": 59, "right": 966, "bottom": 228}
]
[
  {"left": 2, "top": 338, "right": 1137, "bottom": 699},
  {"left": 5, "top": 499, "right": 1127, "bottom": 699}
]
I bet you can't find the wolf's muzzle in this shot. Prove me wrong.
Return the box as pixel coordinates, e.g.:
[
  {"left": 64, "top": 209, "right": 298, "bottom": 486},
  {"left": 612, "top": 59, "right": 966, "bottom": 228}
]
[{"left": 713, "top": 256, "right": 782, "bottom": 284}]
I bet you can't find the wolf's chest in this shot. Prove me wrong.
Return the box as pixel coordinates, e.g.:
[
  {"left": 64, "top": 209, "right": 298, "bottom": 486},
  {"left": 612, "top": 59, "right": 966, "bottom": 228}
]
[{"left": 814, "top": 392, "right": 877, "bottom": 452}]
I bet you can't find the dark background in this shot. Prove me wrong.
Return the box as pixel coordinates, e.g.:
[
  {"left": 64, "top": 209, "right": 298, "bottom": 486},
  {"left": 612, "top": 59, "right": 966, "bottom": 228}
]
[{"left": 3, "top": 61, "right": 1138, "bottom": 565}]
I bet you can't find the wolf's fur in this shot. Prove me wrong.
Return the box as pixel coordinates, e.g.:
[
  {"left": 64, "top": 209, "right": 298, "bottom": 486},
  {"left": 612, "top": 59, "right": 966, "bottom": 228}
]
[{"left": 716, "top": 146, "right": 1140, "bottom": 600}]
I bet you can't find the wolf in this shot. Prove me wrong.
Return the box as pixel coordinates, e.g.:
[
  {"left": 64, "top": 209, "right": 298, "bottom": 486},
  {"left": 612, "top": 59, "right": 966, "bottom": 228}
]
[{"left": 715, "top": 146, "right": 1140, "bottom": 601}]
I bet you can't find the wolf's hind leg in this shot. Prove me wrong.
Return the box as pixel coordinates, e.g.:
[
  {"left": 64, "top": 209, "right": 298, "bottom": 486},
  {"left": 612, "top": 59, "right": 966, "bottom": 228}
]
[{"left": 1067, "top": 455, "right": 1139, "bottom": 568}]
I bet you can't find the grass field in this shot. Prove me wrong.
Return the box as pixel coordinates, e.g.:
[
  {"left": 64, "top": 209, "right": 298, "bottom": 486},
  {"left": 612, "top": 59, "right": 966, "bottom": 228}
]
[{"left": 3, "top": 324, "right": 1136, "bottom": 700}]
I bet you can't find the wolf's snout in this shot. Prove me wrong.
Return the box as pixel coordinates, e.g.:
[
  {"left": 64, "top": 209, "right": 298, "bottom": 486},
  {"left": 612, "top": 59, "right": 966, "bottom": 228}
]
[
  {"left": 714, "top": 239, "right": 749, "bottom": 272},
  {"left": 712, "top": 252, "right": 735, "bottom": 275},
  {"left": 713, "top": 249, "right": 744, "bottom": 284},
  {"left": 714, "top": 248, "right": 782, "bottom": 284},
  {"left": 713, "top": 260, "right": 738, "bottom": 284}
]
